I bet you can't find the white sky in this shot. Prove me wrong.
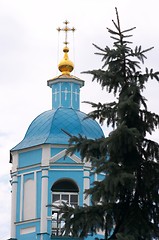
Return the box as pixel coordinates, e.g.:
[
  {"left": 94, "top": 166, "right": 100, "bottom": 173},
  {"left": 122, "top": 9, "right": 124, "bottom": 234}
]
[{"left": 0, "top": 0, "right": 159, "bottom": 239}]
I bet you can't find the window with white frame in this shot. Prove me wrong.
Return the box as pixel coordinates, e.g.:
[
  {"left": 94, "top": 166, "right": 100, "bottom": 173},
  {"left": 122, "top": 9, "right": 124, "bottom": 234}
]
[{"left": 51, "top": 179, "right": 79, "bottom": 236}]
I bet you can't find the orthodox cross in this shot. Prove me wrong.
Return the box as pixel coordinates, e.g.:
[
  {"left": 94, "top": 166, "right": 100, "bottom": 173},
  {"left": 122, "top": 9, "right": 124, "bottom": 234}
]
[
  {"left": 57, "top": 20, "right": 75, "bottom": 47},
  {"left": 73, "top": 89, "right": 79, "bottom": 101},
  {"left": 53, "top": 88, "right": 59, "bottom": 101},
  {"left": 63, "top": 87, "right": 70, "bottom": 101}
]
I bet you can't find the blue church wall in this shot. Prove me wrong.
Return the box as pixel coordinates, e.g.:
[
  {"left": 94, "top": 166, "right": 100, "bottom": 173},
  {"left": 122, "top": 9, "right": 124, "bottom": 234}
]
[
  {"left": 15, "top": 156, "right": 104, "bottom": 226},
  {"left": 18, "top": 165, "right": 40, "bottom": 174},
  {"left": 97, "top": 173, "right": 105, "bottom": 181},
  {"left": 48, "top": 168, "right": 84, "bottom": 206},
  {"left": 50, "top": 165, "right": 83, "bottom": 170},
  {"left": 16, "top": 230, "right": 36, "bottom": 240},
  {"left": 48, "top": 168, "right": 84, "bottom": 189},
  {"left": 16, "top": 221, "right": 40, "bottom": 240},
  {"left": 52, "top": 83, "right": 60, "bottom": 109},
  {"left": 72, "top": 83, "right": 80, "bottom": 110},
  {"left": 10, "top": 40, "right": 104, "bottom": 240},
  {"left": 61, "top": 82, "right": 71, "bottom": 108},
  {"left": 56, "top": 156, "right": 77, "bottom": 164},
  {"left": 51, "top": 148, "right": 65, "bottom": 157},
  {"left": 47, "top": 219, "right": 52, "bottom": 236},
  {"left": 23, "top": 172, "right": 34, "bottom": 182},
  {"left": 51, "top": 81, "right": 80, "bottom": 110},
  {"left": 51, "top": 237, "right": 83, "bottom": 240},
  {"left": 16, "top": 170, "right": 42, "bottom": 222},
  {"left": 18, "top": 148, "right": 42, "bottom": 168},
  {"left": 74, "top": 151, "right": 81, "bottom": 159},
  {"left": 90, "top": 173, "right": 105, "bottom": 185},
  {"left": 51, "top": 148, "right": 81, "bottom": 164}
]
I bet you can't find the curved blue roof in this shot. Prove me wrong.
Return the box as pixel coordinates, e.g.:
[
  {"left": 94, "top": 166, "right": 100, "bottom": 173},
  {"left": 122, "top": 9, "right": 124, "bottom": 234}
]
[{"left": 12, "top": 108, "right": 104, "bottom": 151}]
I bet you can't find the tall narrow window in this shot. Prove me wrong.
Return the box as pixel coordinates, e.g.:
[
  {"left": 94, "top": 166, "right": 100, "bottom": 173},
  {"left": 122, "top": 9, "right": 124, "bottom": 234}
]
[{"left": 51, "top": 179, "right": 79, "bottom": 236}]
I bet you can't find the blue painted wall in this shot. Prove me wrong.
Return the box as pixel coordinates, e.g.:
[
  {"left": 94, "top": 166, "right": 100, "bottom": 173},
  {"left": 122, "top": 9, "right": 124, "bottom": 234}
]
[
  {"left": 51, "top": 148, "right": 65, "bottom": 157},
  {"left": 11, "top": 70, "right": 104, "bottom": 240},
  {"left": 48, "top": 166, "right": 84, "bottom": 206},
  {"left": 16, "top": 221, "right": 40, "bottom": 240},
  {"left": 52, "top": 82, "right": 80, "bottom": 110},
  {"left": 19, "top": 148, "right": 42, "bottom": 168}
]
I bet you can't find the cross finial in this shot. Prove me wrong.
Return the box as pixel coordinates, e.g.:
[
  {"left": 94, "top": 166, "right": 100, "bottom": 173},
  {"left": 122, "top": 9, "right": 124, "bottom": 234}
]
[{"left": 57, "top": 20, "right": 75, "bottom": 47}]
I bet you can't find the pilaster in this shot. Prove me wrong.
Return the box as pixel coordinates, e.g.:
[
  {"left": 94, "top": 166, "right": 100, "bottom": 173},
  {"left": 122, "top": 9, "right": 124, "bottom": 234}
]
[
  {"left": 40, "top": 168, "right": 49, "bottom": 233},
  {"left": 10, "top": 174, "right": 18, "bottom": 238}
]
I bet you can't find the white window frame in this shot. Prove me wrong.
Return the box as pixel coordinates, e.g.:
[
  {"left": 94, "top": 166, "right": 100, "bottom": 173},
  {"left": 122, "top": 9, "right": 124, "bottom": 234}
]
[{"left": 51, "top": 191, "right": 79, "bottom": 236}]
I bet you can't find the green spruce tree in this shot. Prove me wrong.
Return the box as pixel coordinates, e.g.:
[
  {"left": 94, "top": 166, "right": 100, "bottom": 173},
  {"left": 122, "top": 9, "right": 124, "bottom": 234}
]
[{"left": 61, "top": 8, "right": 159, "bottom": 240}]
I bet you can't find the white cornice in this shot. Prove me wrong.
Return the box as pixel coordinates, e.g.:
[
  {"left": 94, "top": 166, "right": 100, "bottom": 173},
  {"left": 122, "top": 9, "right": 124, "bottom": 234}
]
[{"left": 47, "top": 77, "right": 84, "bottom": 88}]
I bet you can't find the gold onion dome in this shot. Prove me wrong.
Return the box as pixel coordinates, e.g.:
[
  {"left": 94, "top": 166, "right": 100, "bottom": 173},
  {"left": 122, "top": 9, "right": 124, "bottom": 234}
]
[{"left": 58, "top": 46, "right": 74, "bottom": 75}]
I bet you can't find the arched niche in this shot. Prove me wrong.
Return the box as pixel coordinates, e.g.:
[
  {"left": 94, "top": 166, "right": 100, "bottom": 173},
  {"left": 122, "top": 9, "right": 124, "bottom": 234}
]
[
  {"left": 51, "top": 179, "right": 79, "bottom": 236},
  {"left": 51, "top": 178, "right": 79, "bottom": 192}
]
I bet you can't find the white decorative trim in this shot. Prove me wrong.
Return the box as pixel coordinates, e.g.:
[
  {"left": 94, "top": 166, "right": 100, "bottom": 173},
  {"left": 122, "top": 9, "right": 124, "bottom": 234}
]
[
  {"left": 73, "top": 88, "right": 79, "bottom": 102},
  {"left": 42, "top": 145, "right": 50, "bottom": 166},
  {"left": 84, "top": 161, "right": 91, "bottom": 168},
  {"left": 40, "top": 169, "right": 49, "bottom": 233},
  {"left": 71, "top": 83, "right": 73, "bottom": 108},
  {"left": 53, "top": 88, "right": 59, "bottom": 102},
  {"left": 59, "top": 82, "right": 62, "bottom": 107},
  {"left": 35, "top": 171, "right": 37, "bottom": 218},
  {"left": 18, "top": 145, "right": 45, "bottom": 154},
  {"left": 50, "top": 149, "right": 81, "bottom": 164},
  {"left": 17, "top": 163, "right": 41, "bottom": 172},
  {"left": 50, "top": 144, "right": 68, "bottom": 148},
  {"left": 20, "top": 226, "right": 36, "bottom": 235},
  {"left": 50, "top": 168, "right": 83, "bottom": 171},
  {"left": 94, "top": 173, "right": 98, "bottom": 181},
  {"left": 11, "top": 175, "right": 17, "bottom": 238},
  {"left": 12, "top": 151, "right": 18, "bottom": 172},
  {"left": 20, "top": 174, "right": 23, "bottom": 221},
  {"left": 15, "top": 218, "right": 40, "bottom": 225},
  {"left": 23, "top": 178, "right": 36, "bottom": 220},
  {"left": 83, "top": 170, "right": 90, "bottom": 205},
  {"left": 17, "top": 169, "right": 40, "bottom": 177},
  {"left": 47, "top": 78, "right": 84, "bottom": 88}
]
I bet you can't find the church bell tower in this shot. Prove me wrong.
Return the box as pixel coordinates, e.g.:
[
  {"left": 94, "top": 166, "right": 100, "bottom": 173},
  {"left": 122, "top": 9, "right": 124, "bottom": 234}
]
[{"left": 10, "top": 21, "right": 104, "bottom": 240}]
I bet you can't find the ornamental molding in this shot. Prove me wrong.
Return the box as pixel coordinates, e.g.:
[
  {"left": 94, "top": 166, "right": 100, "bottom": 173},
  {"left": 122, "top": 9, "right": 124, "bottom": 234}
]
[{"left": 49, "top": 149, "right": 81, "bottom": 164}]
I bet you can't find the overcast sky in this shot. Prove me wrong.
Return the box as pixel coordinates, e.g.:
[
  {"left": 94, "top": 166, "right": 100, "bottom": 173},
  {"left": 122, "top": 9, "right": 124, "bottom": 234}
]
[{"left": 0, "top": 0, "right": 159, "bottom": 239}]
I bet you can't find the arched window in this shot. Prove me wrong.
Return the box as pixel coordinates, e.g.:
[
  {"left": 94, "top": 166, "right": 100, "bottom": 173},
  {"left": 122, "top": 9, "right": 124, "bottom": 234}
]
[{"left": 51, "top": 179, "right": 79, "bottom": 236}]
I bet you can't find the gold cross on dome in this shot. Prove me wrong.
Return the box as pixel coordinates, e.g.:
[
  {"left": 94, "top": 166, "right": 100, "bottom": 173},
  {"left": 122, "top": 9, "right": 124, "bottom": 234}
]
[{"left": 57, "top": 20, "right": 75, "bottom": 47}]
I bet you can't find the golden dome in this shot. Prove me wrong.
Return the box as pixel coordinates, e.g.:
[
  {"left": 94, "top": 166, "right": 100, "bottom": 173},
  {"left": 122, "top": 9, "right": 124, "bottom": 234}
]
[{"left": 58, "top": 46, "right": 74, "bottom": 75}]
